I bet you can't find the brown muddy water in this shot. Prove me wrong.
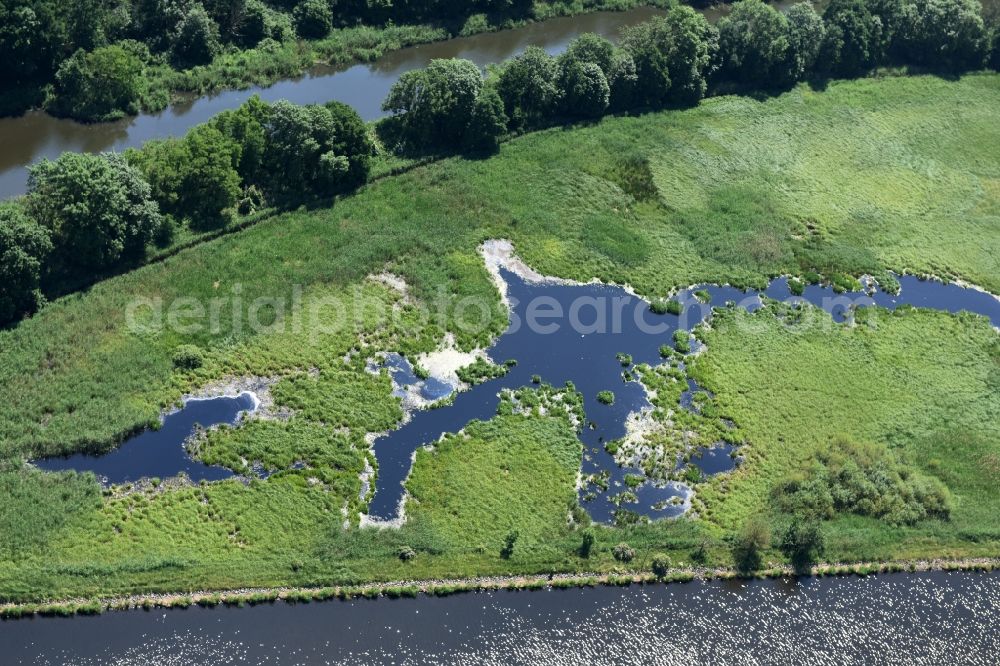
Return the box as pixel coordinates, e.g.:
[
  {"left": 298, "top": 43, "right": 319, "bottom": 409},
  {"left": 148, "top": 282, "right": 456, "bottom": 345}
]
[
  {"left": 0, "top": 2, "right": 815, "bottom": 199},
  {"left": 0, "top": 7, "right": 666, "bottom": 199}
]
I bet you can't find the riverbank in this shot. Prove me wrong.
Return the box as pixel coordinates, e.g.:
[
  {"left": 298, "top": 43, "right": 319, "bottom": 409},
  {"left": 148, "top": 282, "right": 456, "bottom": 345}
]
[
  {"left": 2, "top": 556, "right": 996, "bottom": 619},
  {"left": 0, "top": 5, "right": 670, "bottom": 200},
  {"left": 1, "top": 1, "right": 676, "bottom": 122},
  {"left": 151, "top": 0, "right": 674, "bottom": 109}
]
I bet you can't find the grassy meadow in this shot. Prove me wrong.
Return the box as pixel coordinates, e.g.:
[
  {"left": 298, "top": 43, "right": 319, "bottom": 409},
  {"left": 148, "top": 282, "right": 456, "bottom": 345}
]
[
  {"left": 0, "top": 73, "right": 997, "bottom": 602},
  {"left": 691, "top": 305, "right": 1000, "bottom": 561}
]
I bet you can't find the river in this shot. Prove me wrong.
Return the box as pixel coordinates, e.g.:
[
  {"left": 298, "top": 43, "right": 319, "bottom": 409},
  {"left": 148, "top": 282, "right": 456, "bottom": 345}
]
[
  {"left": 0, "top": 7, "right": 669, "bottom": 200},
  {"left": 0, "top": 1, "right": 819, "bottom": 200},
  {"left": 2, "top": 570, "right": 997, "bottom": 664}
]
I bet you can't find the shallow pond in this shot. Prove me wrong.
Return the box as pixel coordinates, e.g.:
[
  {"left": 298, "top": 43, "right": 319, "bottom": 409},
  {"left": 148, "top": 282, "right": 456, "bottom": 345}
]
[
  {"left": 366, "top": 269, "right": 1000, "bottom": 523},
  {"left": 2, "top": 570, "right": 997, "bottom": 664},
  {"left": 36, "top": 392, "right": 257, "bottom": 484},
  {"left": 34, "top": 268, "right": 999, "bottom": 522}
]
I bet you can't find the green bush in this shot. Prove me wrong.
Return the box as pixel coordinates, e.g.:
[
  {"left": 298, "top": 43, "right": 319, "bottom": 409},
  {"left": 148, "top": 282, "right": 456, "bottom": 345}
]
[
  {"left": 731, "top": 517, "right": 770, "bottom": 572},
  {"left": 779, "top": 517, "right": 824, "bottom": 569},
  {"left": 772, "top": 437, "right": 953, "bottom": 525},
  {"left": 651, "top": 552, "right": 671, "bottom": 578},
  {"left": 673, "top": 330, "right": 691, "bottom": 353},
  {"left": 613, "top": 542, "right": 636, "bottom": 562},
  {"left": 650, "top": 298, "right": 683, "bottom": 316},
  {"left": 457, "top": 357, "right": 510, "bottom": 385},
  {"left": 596, "top": 390, "right": 615, "bottom": 405},
  {"left": 579, "top": 529, "right": 595, "bottom": 557},
  {"left": 293, "top": 0, "right": 332, "bottom": 39},
  {"left": 500, "top": 529, "right": 518, "bottom": 559},
  {"left": 172, "top": 345, "right": 205, "bottom": 370}
]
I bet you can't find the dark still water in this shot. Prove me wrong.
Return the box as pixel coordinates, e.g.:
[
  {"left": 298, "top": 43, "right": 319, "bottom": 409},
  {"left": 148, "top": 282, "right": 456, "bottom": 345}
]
[
  {"left": 0, "top": 8, "right": 664, "bottom": 200},
  {"left": 366, "top": 270, "right": 1000, "bottom": 523},
  {"left": 35, "top": 393, "right": 257, "bottom": 484},
  {"left": 2, "top": 571, "right": 998, "bottom": 664},
  {"left": 34, "top": 267, "right": 999, "bottom": 518}
]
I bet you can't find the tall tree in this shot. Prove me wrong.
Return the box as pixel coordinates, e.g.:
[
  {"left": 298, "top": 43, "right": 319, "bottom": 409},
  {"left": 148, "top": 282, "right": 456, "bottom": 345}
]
[
  {"left": 0, "top": 0, "right": 69, "bottom": 86},
  {"left": 382, "top": 58, "right": 484, "bottom": 151},
  {"left": 463, "top": 87, "right": 508, "bottom": 154},
  {"left": 495, "top": 46, "right": 559, "bottom": 129},
  {"left": 48, "top": 44, "right": 147, "bottom": 121},
  {"left": 0, "top": 204, "right": 51, "bottom": 325},
  {"left": 557, "top": 59, "right": 610, "bottom": 118},
  {"left": 293, "top": 0, "right": 332, "bottom": 38},
  {"left": 717, "top": 0, "right": 794, "bottom": 89},
  {"left": 897, "top": 0, "right": 989, "bottom": 70},
  {"left": 26, "top": 153, "right": 162, "bottom": 278},
  {"left": 786, "top": 2, "right": 826, "bottom": 80},
  {"left": 621, "top": 9, "right": 717, "bottom": 107},
  {"left": 171, "top": 3, "right": 221, "bottom": 67},
  {"left": 264, "top": 100, "right": 370, "bottom": 199},
  {"left": 822, "top": 0, "right": 884, "bottom": 76}
]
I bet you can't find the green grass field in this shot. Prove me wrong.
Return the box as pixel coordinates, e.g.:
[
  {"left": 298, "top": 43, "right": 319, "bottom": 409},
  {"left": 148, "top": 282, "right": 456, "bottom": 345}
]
[
  {"left": 0, "top": 73, "right": 997, "bottom": 603},
  {"left": 691, "top": 305, "right": 999, "bottom": 561}
]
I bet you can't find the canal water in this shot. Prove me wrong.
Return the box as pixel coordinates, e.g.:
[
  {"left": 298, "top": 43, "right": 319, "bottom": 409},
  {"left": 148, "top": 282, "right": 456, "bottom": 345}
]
[
  {"left": 1, "top": 570, "right": 997, "bottom": 664},
  {"left": 35, "top": 265, "right": 1000, "bottom": 524}
]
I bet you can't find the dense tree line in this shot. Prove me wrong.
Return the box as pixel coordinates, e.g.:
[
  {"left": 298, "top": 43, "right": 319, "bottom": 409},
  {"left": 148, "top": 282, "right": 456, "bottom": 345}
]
[
  {"left": 0, "top": 0, "right": 535, "bottom": 120},
  {"left": 0, "top": 96, "right": 372, "bottom": 326},
  {"left": 3, "top": 0, "right": 995, "bottom": 120},
  {"left": 379, "top": 0, "right": 998, "bottom": 155},
  {"left": 2, "top": 0, "right": 999, "bottom": 327}
]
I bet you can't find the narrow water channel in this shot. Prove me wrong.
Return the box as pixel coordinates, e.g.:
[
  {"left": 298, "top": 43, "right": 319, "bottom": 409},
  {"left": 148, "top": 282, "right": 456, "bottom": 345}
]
[
  {"left": 0, "top": 7, "right": 666, "bottom": 200},
  {"left": 0, "top": 0, "right": 820, "bottom": 200},
  {"left": 2, "top": 570, "right": 997, "bottom": 664}
]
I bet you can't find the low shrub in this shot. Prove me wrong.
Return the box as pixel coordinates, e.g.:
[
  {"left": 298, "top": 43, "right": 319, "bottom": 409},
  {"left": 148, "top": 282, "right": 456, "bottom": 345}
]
[
  {"left": 651, "top": 553, "right": 671, "bottom": 578},
  {"left": 172, "top": 344, "right": 205, "bottom": 370},
  {"left": 673, "top": 330, "right": 691, "bottom": 353},
  {"left": 613, "top": 542, "right": 636, "bottom": 562}
]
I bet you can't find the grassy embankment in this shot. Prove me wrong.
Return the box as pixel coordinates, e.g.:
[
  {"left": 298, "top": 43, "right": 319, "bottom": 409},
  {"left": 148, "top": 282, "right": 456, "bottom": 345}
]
[{"left": 0, "top": 73, "right": 997, "bottom": 604}]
